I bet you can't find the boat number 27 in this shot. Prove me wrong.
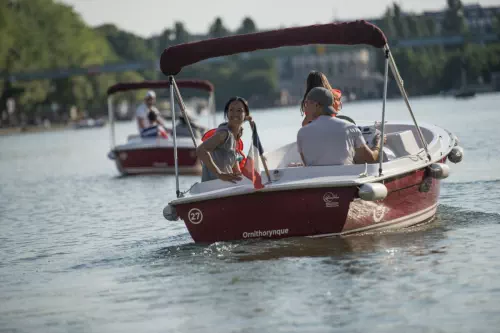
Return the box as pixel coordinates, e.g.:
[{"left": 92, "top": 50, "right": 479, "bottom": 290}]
[{"left": 188, "top": 208, "right": 203, "bottom": 224}]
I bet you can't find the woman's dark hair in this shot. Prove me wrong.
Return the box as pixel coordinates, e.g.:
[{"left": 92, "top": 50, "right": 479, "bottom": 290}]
[
  {"left": 300, "top": 71, "right": 333, "bottom": 115},
  {"left": 223, "top": 96, "right": 250, "bottom": 119},
  {"left": 147, "top": 109, "right": 158, "bottom": 123},
  {"left": 222, "top": 96, "right": 250, "bottom": 140}
]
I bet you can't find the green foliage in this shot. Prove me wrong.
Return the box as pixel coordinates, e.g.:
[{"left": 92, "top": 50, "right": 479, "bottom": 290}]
[
  {"left": 178, "top": 57, "right": 278, "bottom": 108},
  {"left": 495, "top": 13, "right": 500, "bottom": 36},
  {"left": 96, "top": 24, "right": 154, "bottom": 61},
  {"left": 208, "top": 17, "right": 229, "bottom": 38},
  {"left": 389, "top": 44, "right": 500, "bottom": 95},
  {"left": 173, "top": 22, "right": 190, "bottom": 45},
  {"left": 442, "top": 0, "right": 468, "bottom": 35},
  {"left": 237, "top": 17, "right": 257, "bottom": 35},
  {"left": 1, "top": 0, "right": 499, "bottom": 124},
  {"left": 0, "top": 0, "right": 121, "bottom": 116}
]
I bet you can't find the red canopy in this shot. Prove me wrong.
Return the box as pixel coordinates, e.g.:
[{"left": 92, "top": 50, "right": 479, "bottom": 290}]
[
  {"left": 160, "top": 20, "right": 387, "bottom": 76},
  {"left": 107, "top": 79, "right": 214, "bottom": 95}
]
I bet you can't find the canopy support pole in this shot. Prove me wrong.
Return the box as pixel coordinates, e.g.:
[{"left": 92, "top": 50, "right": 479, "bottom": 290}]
[
  {"left": 172, "top": 79, "right": 198, "bottom": 148},
  {"left": 209, "top": 91, "right": 217, "bottom": 128},
  {"left": 107, "top": 96, "right": 115, "bottom": 150},
  {"left": 169, "top": 76, "right": 181, "bottom": 198},
  {"left": 386, "top": 45, "right": 431, "bottom": 161},
  {"left": 378, "top": 48, "right": 389, "bottom": 176}
]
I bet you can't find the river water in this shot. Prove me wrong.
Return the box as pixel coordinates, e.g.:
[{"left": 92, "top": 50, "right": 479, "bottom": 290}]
[{"left": 1, "top": 93, "right": 500, "bottom": 332}]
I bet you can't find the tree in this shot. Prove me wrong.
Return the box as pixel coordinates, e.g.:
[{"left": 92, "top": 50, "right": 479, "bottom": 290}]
[
  {"left": 96, "top": 24, "right": 154, "bottom": 61},
  {"left": 208, "top": 17, "right": 229, "bottom": 38},
  {"left": 173, "top": 22, "right": 189, "bottom": 45},
  {"left": 237, "top": 17, "right": 257, "bottom": 35},
  {"left": 392, "top": 3, "right": 410, "bottom": 39},
  {"left": 494, "top": 13, "right": 500, "bottom": 37},
  {"left": 423, "top": 17, "right": 437, "bottom": 37},
  {"left": 153, "top": 28, "right": 174, "bottom": 51},
  {"left": 406, "top": 16, "right": 423, "bottom": 38},
  {"left": 442, "top": 0, "right": 468, "bottom": 35},
  {"left": 378, "top": 7, "right": 396, "bottom": 39}
]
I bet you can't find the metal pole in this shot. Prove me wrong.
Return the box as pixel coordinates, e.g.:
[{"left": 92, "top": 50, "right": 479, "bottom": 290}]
[
  {"left": 386, "top": 45, "right": 431, "bottom": 160},
  {"left": 169, "top": 76, "right": 181, "bottom": 198},
  {"left": 209, "top": 92, "right": 217, "bottom": 128},
  {"left": 107, "top": 96, "right": 115, "bottom": 150},
  {"left": 378, "top": 48, "right": 389, "bottom": 176},
  {"left": 172, "top": 80, "right": 198, "bottom": 148}
]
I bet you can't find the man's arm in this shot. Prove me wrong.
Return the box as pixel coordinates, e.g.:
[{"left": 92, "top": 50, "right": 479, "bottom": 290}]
[
  {"left": 355, "top": 144, "right": 380, "bottom": 164},
  {"left": 299, "top": 152, "right": 307, "bottom": 166},
  {"left": 354, "top": 131, "right": 385, "bottom": 164},
  {"left": 137, "top": 117, "right": 146, "bottom": 130},
  {"left": 296, "top": 129, "right": 307, "bottom": 166}
]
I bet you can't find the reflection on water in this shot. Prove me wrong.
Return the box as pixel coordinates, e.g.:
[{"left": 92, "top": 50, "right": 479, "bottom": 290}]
[{"left": 1, "top": 95, "right": 500, "bottom": 332}]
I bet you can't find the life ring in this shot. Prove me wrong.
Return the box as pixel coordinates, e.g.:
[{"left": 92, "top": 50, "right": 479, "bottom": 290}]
[{"left": 201, "top": 129, "right": 246, "bottom": 170}]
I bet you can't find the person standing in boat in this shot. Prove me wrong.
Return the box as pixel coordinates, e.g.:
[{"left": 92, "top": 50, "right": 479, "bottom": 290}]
[
  {"left": 136, "top": 90, "right": 163, "bottom": 133},
  {"left": 297, "top": 87, "right": 381, "bottom": 166},
  {"left": 196, "top": 97, "right": 249, "bottom": 183},
  {"left": 300, "top": 71, "right": 342, "bottom": 127}
]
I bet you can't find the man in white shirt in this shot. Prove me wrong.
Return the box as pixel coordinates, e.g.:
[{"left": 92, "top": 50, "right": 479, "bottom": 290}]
[
  {"left": 297, "top": 87, "right": 381, "bottom": 166},
  {"left": 136, "top": 90, "right": 161, "bottom": 132}
]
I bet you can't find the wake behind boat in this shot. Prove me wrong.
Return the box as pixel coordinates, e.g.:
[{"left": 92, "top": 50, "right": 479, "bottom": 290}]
[
  {"left": 106, "top": 80, "right": 216, "bottom": 175},
  {"left": 159, "top": 20, "right": 464, "bottom": 243}
]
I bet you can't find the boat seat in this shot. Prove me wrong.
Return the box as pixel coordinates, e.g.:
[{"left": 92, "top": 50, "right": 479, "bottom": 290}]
[
  {"left": 127, "top": 134, "right": 140, "bottom": 141},
  {"left": 385, "top": 130, "right": 421, "bottom": 158}
]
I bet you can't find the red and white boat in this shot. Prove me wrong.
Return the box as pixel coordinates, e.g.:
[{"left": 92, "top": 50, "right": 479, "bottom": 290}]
[
  {"left": 160, "top": 21, "right": 464, "bottom": 243},
  {"left": 106, "top": 80, "right": 216, "bottom": 175}
]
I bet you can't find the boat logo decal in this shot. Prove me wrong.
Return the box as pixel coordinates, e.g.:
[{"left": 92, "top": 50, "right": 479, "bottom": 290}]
[
  {"left": 373, "top": 205, "right": 386, "bottom": 223},
  {"left": 323, "top": 192, "right": 340, "bottom": 208},
  {"left": 188, "top": 208, "right": 203, "bottom": 224}
]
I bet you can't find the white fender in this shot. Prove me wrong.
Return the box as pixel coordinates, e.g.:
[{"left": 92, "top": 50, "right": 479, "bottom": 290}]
[
  {"left": 163, "top": 204, "right": 178, "bottom": 221},
  {"left": 448, "top": 146, "right": 464, "bottom": 164},
  {"left": 107, "top": 150, "right": 116, "bottom": 160},
  {"left": 359, "top": 183, "right": 388, "bottom": 201},
  {"left": 429, "top": 163, "right": 450, "bottom": 179}
]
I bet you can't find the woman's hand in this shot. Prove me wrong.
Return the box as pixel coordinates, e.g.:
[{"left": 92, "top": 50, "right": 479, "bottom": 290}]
[
  {"left": 218, "top": 172, "right": 243, "bottom": 183},
  {"left": 245, "top": 115, "right": 255, "bottom": 128},
  {"left": 372, "top": 133, "right": 387, "bottom": 147}
]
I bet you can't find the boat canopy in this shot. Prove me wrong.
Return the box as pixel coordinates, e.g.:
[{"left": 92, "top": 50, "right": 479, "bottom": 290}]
[
  {"left": 160, "top": 20, "right": 387, "bottom": 76},
  {"left": 107, "top": 79, "right": 214, "bottom": 96}
]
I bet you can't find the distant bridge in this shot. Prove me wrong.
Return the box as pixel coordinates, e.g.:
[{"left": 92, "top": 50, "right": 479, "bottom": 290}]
[{"left": 2, "top": 33, "right": 498, "bottom": 82}]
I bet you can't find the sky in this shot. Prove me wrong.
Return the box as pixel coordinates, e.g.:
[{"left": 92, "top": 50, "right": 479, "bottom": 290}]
[{"left": 58, "top": 0, "right": 498, "bottom": 38}]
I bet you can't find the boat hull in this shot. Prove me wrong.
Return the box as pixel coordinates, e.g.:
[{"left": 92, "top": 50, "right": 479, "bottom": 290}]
[
  {"left": 113, "top": 146, "right": 201, "bottom": 175},
  {"left": 174, "top": 167, "right": 441, "bottom": 243}
]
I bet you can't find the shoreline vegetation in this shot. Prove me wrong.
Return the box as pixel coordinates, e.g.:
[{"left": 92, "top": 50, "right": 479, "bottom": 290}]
[
  {"left": 1, "top": 0, "right": 499, "bottom": 130},
  {"left": 3, "top": 90, "right": 499, "bottom": 137}
]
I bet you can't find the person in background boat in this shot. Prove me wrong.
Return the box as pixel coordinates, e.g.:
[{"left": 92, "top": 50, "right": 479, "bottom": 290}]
[
  {"left": 136, "top": 90, "right": 163, "bottom": 132},
  {"left": 196, "top": 97, "right": 250, "bottom": 183},
  {"left": 297, "top": 87, "right": 381, "bottom": 166},
  {"left": 300, "top": 71, "right": 342, "bottom": 127},
  {"left": 175, "top": 113, "right": 206, "bottom": 138},
  {"left": 140, "top": 110, "right": 168, "bottom": 139}
]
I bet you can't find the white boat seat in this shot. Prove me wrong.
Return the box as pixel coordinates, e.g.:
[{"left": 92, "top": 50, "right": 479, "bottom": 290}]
[
  {"left": 127, "top": 134, "right": 140, "bottom": 141},
  {"left": 385, "top": 130, "right": 421, "bottom": 158}
]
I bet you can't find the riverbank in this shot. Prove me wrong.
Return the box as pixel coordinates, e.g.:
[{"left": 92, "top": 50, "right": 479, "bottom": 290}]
[{"left": 0, "top": 124, "right": 69, "bottom": 137}]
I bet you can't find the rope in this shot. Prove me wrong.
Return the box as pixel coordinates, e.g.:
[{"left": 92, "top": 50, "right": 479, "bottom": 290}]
[{"left": 179, "top": 182, "right": 199, "bottom": 197}]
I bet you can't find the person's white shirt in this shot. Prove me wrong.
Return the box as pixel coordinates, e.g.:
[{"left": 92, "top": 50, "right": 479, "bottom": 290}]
[
  {"left": 136, "top": 104, "right": 159, "bottom": 132},
  {"left": 297, "top": 115, "right": 366, "bottom": 166}
]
